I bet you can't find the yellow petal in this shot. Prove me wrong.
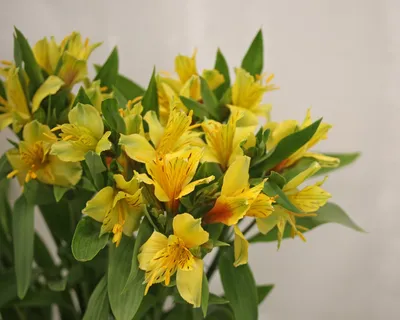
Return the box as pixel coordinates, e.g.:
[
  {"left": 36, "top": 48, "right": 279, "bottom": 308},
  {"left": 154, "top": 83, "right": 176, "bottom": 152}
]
[
  {"left": 202, "top": 69, "right": 224, "bottom": 91},
  {"left": 58, "top": 52, "right": 87, "bottom": 86},
  {"left": 138, "top": 231, "right": 168, "bottom": 271},
  {"left": 264, "top": 120, "right": 298, "bottom": 150},
  {"left": 204, "top": 195, "right": 250, "bottom": 226},
  {"left": 134, "top": 171, "right": 170, "bottom": 202},
  {"left": 7, "top": 67, "right": 30, "bottom": 117},
  {"left": 122, "top": 204, "right": 144, "bottom": 236},
  {"left": 45, "top": 155, "right": 82, "bottom": 187},
  {"left": 32, "top": 76, "right": 64, "bottom": 113},
  {"left": 303, "top": 152, "right": 340, "bottom": 168},
  {"left": 283, "top": 161, "right": 321, "bottom": 191},
  {"left": 233, "top": 225, "right": 249, "bottom": 267},
  {"left": 51, "top": 140, "right": 87, "bottom": 162},
  {"left": 144, "top": 111, "right": 164, "bottom": 147},
  {"left": 288, "top": 180, "right": 331, "bottom": 213},
  {"left": 221, "top": 156, "right": 250, "bottom": 196},
  {"left": 6, "top": 148, "right": 27, "bottom": 185},
  {"left": 173, "top": 213, "right": 209, "bottom": 248},
  {"left": 114, "top": 174, "right": 140, "bottom": 194},
  {"left": 119, "top": 134, "right": 156, "bottom": 163},
  {"left": 82, "top": 186, "right": 114, "bottom": 222},
  {"left": 177, "top": 176, "right": 215, "bottom": 199},
  {"left": 69, "top": 103, "right": 104, "bottom": 139},
  {"left": 246, "top": 193, "right": 275, "bottom": 218},
  {"left": 33, "top": 38, "right": 51, "bottom": 74},
  {"left": 23, "top": 120, "right": 56, "bottom": 145},
  {"left": 175, "top": 50, "right": 198, "bottom": 84},
  {"left": 256, "top": 210, "right": 285, "bottom": 235},
  {"left": 227, "top": 105, "right": 259, "bottom": 126},
  {"left": 95, "top": 131, "right": 112, "bottom": 154},
  {"left": 0, "top": 113, "right": 13, "bottom": 131},
  {"left": 176, "top": 258, "right": 203, "bottom": 308}
]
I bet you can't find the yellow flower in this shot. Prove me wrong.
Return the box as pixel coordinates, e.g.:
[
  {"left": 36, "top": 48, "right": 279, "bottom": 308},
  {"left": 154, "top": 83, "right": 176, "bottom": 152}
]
[
  {"left": 202, "top": 110, "right": 256, "bottom": 171},
  {"left": 157, "top": 50, "right": 224, "bottom": 124},
  {"left": 264, "top": 109, "right": 340, "bottom": 170},
  {"left": 204, "top": 156, "right": 264, "bottom": 226},
  {"left": 0, "top": 66, "right": 31, "bottom": 133},
  {"left": 228, "top": 68, "right": 277, "bottom": 126},
  {"left": 6, "top": 120, "right": 82, "bottom": 186},
  {"left": 121, "top": 100, "right": 145, "bottom": 135},
  {"left": 33, "top": 37, "right": 61, "bottom": 75},
  {"left": 256, "top": 162, "right": 331, "bottom": 248},
  {"left": 138, "top": 213, "right": 209, "bottom": 307},
  {"left": 50, "top": 103, "right": 111, "bottom": 162},
  {"left": 120, "top": 106, "right": 204, "bottom": 164},
  {"left": 84, "top": 80, "right": 113, "bottom": 113},
  {"left": 135, "top": 148, "right": 214, "bottom": 212},
  {"left": 82, "top": 174, "right": 144, "bottom": 247}
]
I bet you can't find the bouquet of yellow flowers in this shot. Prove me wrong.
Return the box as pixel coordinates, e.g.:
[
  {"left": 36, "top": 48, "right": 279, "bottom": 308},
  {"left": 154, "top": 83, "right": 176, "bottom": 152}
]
[{"left": 0, "top": 28, "right": 362, "bottom": 320}]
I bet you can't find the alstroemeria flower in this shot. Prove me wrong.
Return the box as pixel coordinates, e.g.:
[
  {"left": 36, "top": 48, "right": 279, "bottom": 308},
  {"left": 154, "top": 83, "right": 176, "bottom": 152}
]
[
  {"left": 84, "top": 80, "right": 113, "bottom": 113},
  {"left": 202, "top": 110, "right": 256, "bottom": 171},
  {"left": 157, "top": 50, "right": 224, "bottom": 124},
  {"left": 138, "top": 213, "right": 209, "bottom": 307},
  {"left": 82, "top": 174, "right": 144, "bottom": 246},
  {"left": 119, "top": 106, "right": 204, "bottom": 164},
  {"left": 50, "top": 103, "right": 111, "bottom": 162},
  {"left": 33, "top": 36, "right": 61, "bottom": 75},
  {"left": 0, "top": 66, "right": 31, "bottom": 133},
  {"left": 6, "top": 120, "right": 82, "bottom": 186},
  {"left": 264, "top": 109, "right": 340, "bottom": 170},
  {"left": 227, "top": 68, "right": 277, "bottom": 126},
  {"left": 135, "top": 148, "right": 214, "bottom": 211},
  {"left": 256, "top": 162, "right": 331, "bottom": 248}
]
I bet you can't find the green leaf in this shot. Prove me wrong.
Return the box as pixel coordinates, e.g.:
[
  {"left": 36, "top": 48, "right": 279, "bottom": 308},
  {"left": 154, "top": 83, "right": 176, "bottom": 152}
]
[
  {"left": 0, "top": 270, "right": 17, "bottom": 307},
  {"left": 53, "top": 186, "right": 69, "bottom": 202},
  {"left": 125, "top": 218, "right": 153, "bottom": 290},
  {"left": 142, "top": 67, "right": 159, "bottom": 116},
  {"left": 101, "top": 98, "right": 126, "bottom": 134},
  {"left": 180, "top": 96, "right": 216, "bottom": 120},
  {"left": 267, "top": 171, "right": 286, "bottom": 189},
  {"left": 0, "top": 154, "right": 12, "bottom": 180},
  {"left": 132, "top": 294, "right": 157, "bottom": 320},
  {"left": 251, "top": 118, "right": 322, "bottom": 175},
  {"left": 23, "top": 180, "right": 56, "bottom": 205},
  {"left": 206, "top": 304, "right": 235, "bottom": 320},
  {"left": 84, "top": 151, "right": 106, "bottom": 189},
  {"left": 12, "top": 195, "right": 35, "bottom": 299},
  {"left": 263, "top": 181, "right": 302, "bottom": 213},
  {"left": 200, "top": 77, "right": 219, "bottom": 117},
  {"left": 250, "top": 202, "right": 364, "bottom": 243},
  {"left": 113, "top": 85, "right": 128, "bottom": 109},
  {"left": 201, "top": 273, "right": 210, "bottom": 317},
  {"left": 14, "top": 27, "right": 44, "bottom": 90},
  {"left": 208, "top": 294, "right": 229, "bottom": 305},
  {"left": 73, "top": 87, "right": 92, "bottom": 106},
  {"left": 257, "top": 284, "right": 274, "bottom": 304},
  {"left": 219, "top": 248, "right": 258, "bottom": 320},
  {"left": 71, "top": 216, "right": 109, "bottom": 262},
  {"left": 214, "top": 49, "right": 231, "bottom": 100},
  {"left": 241, "top": 29, "right": 263, "bottom": 76},
  {"left": 108, "top": 235, "right": 146, "bottom": 320},
  {"left": 11, "top": 290, "right": 69, "bottom": 308},
  {"left": 115, "top": 74, "right": 145, "bottom": 100},
  {"left": 283, "top": 152, "right": 361, "bottom": 181},
  {"left": 34, "top": 233, "right": 55, "bottom": 269},
  {"left": 83, "top": 276, "right": 109, "bottom": 320},
  {"left": 0, "top": 179, "right": 12, "bottom": 242},
  {"left": 94, "top": 47, "right": 119, "bottom": 89}
]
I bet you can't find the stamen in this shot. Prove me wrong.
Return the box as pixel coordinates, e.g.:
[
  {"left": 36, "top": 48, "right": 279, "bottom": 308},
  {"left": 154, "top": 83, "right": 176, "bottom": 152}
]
[
  {"left": 0, "top": 60, "right": 13, "bottom": 66},
  {"left": 62, "top": 135, "right": 74, "bottom": 141},
  {"left": 266, "top": 73, "right": 275, "bottom": 83},
  {"left": 51, "top": 126, "right": 62, "bottom": 132},
  {"left": 188, "top": 123, "right": 201, "bottom": 130},
  {"left": 118, "top": 108, "right": 125, "bottom": 117},
  {"left": 6, "top": 169, "right": 19, "bottom": 179},
  {"left": 100, "top": 86, "right": 108, "bottom": 92}
]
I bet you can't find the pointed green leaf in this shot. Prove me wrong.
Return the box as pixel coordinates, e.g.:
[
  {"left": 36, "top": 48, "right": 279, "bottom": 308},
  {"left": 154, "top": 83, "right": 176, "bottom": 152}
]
[
  {"left": 0, "top": 270, "right": 17, "bottom": 307},
  {"left": 23, "top": 180, "right": 55, "bottom": 205},
  {"left": 53, "top": 186, "right": 69, "bottom": 202},
  {"left": 13, "top": 195, "right": 35, "bottom": 299},
  {"left": 241, "top": 29, "right": 263, "bottom": 76},
  {"left": 115, "top": 74, "right": 145, "bottom": 100},
  {"left": 0, "top": 154, "right": 12, "bottom": 180},
  {"left": 267, "top": 171, "right": 286, "bottom": 189},
  {"left": 14, "top": 27, "right": 44, "bottom": 90},
  {"left": 263, "top": 181, "right": 302, "bottom": 213},
  {"left": 73, "top": 87, "right": 92, "bottom": 106},
  {"left": 257, "top": 284, "right": 274, "bottom": 304},
  {"left": 34, "top": 233, "right": 55, "bottom": 269},
  {"left": 208, "top": 294, "right": 229, "bottom": 305},
  {"left": 84, "top": 151, "right": 107, "bottom": 190},
  {"left": 102, "top": 98, "right": 126, "bottom": 134},
  {"left": 251, "top": 118, "right": 322, "bottom": 175},
  {"left": 95, "top": 47, "right": 119, "bottom": 89},
  {"left": 201, "top": 273, "right": 210, "bottom": 317},
  {"left": 214, "top": 49, "right": 231, "bottom": 100},
  {"left": 72, "top": 216, "right": 109, "bottom": 262},
  {"left": 83, "top": 276, "right": 109, "bottom": 320},
  {"left": 250, "top": 202, "right": 364, "bottom": 243},
  {"left": 142, "top": 67, "right": 159, "bottom": 116},
  {"left": 108, "top": 235, "right": 146, "bottom": 320},
  {"left": 180, "top": 96, "right": 214, "bottom": 119},
  {"left": 200, "top": 77, "right": 219, "bottom": 111},
  {"left": 219, "top": 248, "right": 258, "bottom": 320}
]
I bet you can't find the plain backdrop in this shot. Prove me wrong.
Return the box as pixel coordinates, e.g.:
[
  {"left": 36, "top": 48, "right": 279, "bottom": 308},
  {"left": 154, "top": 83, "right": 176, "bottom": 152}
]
[{"left": 0, "top": 0, "right": 399, "bottom": 319}]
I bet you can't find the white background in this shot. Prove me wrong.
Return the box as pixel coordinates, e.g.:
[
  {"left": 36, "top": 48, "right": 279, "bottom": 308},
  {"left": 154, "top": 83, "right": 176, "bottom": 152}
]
[{"left": 1, "top": 0, "right": 399, "bottom": 319}]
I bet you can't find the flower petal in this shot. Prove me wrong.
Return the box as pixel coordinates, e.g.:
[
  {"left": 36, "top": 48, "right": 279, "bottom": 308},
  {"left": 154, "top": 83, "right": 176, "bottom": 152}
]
[
  {"left": 177, "top": 175, "right": 215, "bottom": 199},
  {"left": 32, "top": 76, "right": 64, "bottom": 113},
  {"left": 176, "top": 258, "right": 203, "bottom": 308},
  {"left": 119, "top": 133, "right": 156, "bottom": 163},
  {"left": 95, "top": 131, "right": 112, "bottom": 154},
  {"left": 45, "top": 155, "right": 82, "bottom": 187},
  {"left": 283, "top": 161, "right": 321, "bottom": 191},
  {"left": 51, "top": 140, "right": 86, "bottom": 162},
  {"left": 138, "top": 231, "right": 168, "bottom": 271},
  {"left": 144, "top": 111, "right": 164, "bottom": 147},
  {"left": 82, "top": 186, "right": 114, "bottom": 222},
  {"left": 288, "top": 180, "right": 331, "bottom": 213},
  {"left": 114, "top": 174, "right": 140, "bottom": 194},
  {"left": 204, "top": 195, "right": 250, "bottom": 226},
  {"left": 23, "top": 120, "right": 56, "bottom": 145},
  {"left": 303, "top": 152, "right": 340, "bottom": 168},
  {"left": 69, "top": 103, "right": 104, "bottom": 139},
  {"left": 173, "top": 213, "right": 209, "bottom": 248},
  {"left": 246, "top": 193, "right": 275, "bottom": 218},
  {"left": 221, "top": 156, "right": 250, "bottom": 196},
  {"left": 233, "top": 225, "right": 249, "bottom": 267}
]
